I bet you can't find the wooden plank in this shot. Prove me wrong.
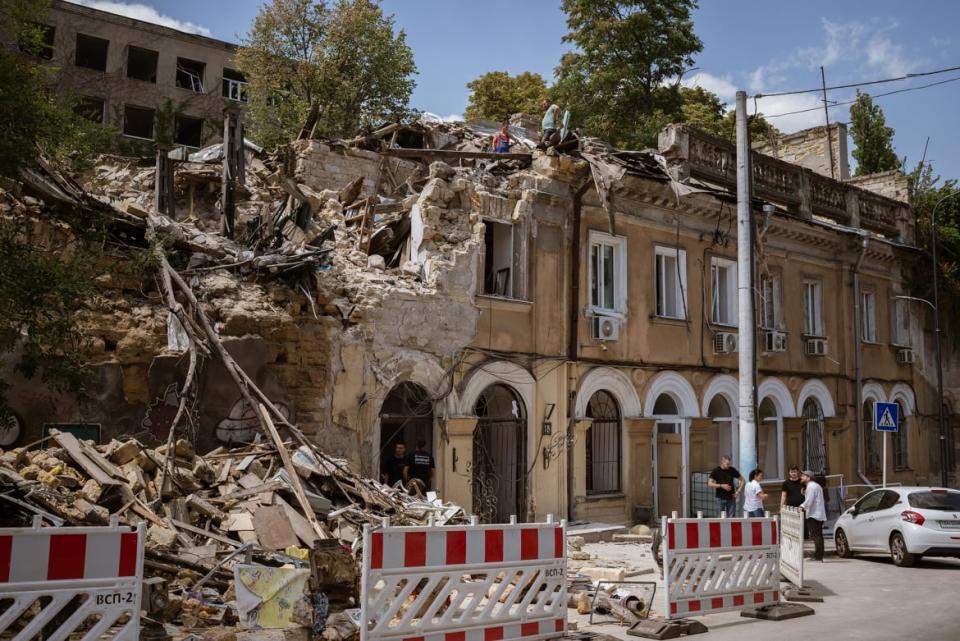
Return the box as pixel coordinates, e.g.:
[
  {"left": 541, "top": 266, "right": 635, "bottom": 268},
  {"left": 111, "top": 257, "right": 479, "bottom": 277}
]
[
  {"left": 216, "top": 458, "right": 234, "bottom": 484},
  {"left": 76, "top": 438, "right": 126, "bottom": 480},
  {"left": 211, "top": 480, "right": 284, "bottom": 504},
  {"left": 253, "top": 505, "right": 298, "bottom": 550},
  {"left": 237, "top": 473, "right": 263, "bottom": 489},
  {"left": 257, "top": 404, "right": 329, "bottom": 540},
  {"left": 50, "top": 430, "right": 119, "bottom": 486},
  {"left": 274, "top": 496, "right": 319, "bottom": 546},
  {"left": 170, "top": 519, "right": 242, "bottom": 548},
  {"left": 382, "top": 148, "right": 532, "bottom": 161}
]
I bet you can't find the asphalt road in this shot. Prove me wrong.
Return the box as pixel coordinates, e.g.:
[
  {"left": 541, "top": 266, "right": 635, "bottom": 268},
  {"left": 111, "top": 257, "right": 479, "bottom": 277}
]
[{"left": 574, "top": 552, "right": 960, "bottom": 641}]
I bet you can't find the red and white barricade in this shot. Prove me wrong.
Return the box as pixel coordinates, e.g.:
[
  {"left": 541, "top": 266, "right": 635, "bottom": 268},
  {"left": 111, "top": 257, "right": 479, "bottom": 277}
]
[
  {"left": 0, "top": 517, "right": 145, "bottom": 641},
  {"left": 662, "top": 513, "right": 780, "bottom": 618},
  {"left": 360, "top": 516, "right": 566, "bottom": 641},
  {"left": 779, "top": 506, "right": 805, "bottom": 589}
]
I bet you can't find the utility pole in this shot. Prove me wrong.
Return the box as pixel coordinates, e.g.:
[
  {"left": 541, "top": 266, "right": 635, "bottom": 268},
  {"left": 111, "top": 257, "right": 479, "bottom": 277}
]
[
  {"left": 820, "top": 66, "right": 836, "bottom": 179},
  {"left": 735, "top": 91, "right": 758, "bottom": 478}
]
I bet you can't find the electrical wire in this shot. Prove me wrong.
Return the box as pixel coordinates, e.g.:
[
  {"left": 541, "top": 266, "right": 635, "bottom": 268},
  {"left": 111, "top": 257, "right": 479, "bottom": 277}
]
[
  {"left": 764, "top": 75, "right": 960, "bottom": 119},
  {"left": 752, "top": 64, "right": 960, "bottom": 98}
]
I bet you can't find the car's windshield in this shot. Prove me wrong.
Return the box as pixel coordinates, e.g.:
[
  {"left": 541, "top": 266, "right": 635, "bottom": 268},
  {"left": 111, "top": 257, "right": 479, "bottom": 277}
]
[{"left": 908, "top": 491, "right": 960, "bottom": 511}]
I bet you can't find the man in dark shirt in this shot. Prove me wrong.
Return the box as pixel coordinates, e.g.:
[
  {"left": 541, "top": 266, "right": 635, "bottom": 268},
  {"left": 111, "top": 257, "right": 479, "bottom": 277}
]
[
  {"left": 708, "top": 455, "right": 744, "bottom": 517},
  {"left": 404, "top": 439, "right": 435, "bottom": 492},
  {"left": 381, "top": 441, "right": 407, "bottom": 487},
  {"left": 781, "top": 466, "right": 805, "bottom": 509}
]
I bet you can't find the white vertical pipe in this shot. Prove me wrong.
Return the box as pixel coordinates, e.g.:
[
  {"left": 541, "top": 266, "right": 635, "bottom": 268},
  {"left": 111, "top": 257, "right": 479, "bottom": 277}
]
[{"left": 735, "top": 91, "right": 758, "bottom": 479}]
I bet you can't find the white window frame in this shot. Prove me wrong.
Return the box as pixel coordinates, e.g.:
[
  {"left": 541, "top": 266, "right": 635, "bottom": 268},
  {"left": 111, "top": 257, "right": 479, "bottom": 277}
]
[
  {"left": 655, "top": 245, "right": 687, "bottom": 320},
  {"left": 861, "top": 290, "right": 878, "bottom": 343},
  {"left": 710, "top": 256, "right": 738, "bottom": 327},
  {"left": 759, "top": 272, "right": 783, "bottom": 331},
  {"left": 588, "top": 230, "right": 627, "bottom": 316},
  {"left": 802, "top": 278, "right": 824, "bottom": 337},
  {"left": 891, "top": 297, "right": 911, "bottom": 347}
]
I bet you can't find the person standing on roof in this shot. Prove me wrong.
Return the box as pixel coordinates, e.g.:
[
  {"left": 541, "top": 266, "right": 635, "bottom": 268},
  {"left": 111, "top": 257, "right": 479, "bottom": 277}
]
[
  {"left": 540, "top": 99, "right": 561, "bottom": 145},
  {"left": 492, "top": 122, "right": 512, "bottom": 153}
]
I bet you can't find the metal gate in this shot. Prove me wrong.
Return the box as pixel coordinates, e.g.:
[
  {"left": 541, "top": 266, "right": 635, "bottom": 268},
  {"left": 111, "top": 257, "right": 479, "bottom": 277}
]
[
  {"left": 662, "top": 514, "right": 780, "bottom": 618},
  {"left": 802, "top": 399, "right": 828, "bottom": 475},
  {"left": 360, "top": 516, "right": 566, "bottom": 641},
  {"left": 0, "top": 518, "right": 145, "bottom": 641},
  {"left": 779, "top": 506, "right": 805, "bottom": 588},
  {"left": 473, "top": 384, "right": 527, "bottom": 523}
]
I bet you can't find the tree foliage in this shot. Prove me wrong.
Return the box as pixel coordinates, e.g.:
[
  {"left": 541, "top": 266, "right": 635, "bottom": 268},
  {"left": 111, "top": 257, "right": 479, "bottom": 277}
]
[
  {"left": 551, "top": 0, "right": 702, "bottom": 149},
  {"left": 237, "top": 0, "right": 417, "bottom": 148},
  {"left": 0, "top": 0, "right": 110, "bottom": 178},
  {"left": 671, "top": 86, "right": 779, "bottom": 143},
  {"left": 850, "top": 91, "right": 900, "bottom": 176},
  {"left": 464, "top": 71, "right": 548, "bottom": 123}
]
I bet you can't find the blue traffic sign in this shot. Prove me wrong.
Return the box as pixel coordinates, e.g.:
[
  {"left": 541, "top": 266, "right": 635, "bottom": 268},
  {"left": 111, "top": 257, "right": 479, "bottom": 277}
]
[{"left": 875, "top": 402, "right": 899, "bottom": 432}]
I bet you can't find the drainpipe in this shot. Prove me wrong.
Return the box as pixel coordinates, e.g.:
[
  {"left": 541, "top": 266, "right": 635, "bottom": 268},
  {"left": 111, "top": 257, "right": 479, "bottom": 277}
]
[
  {"left": 567, "top": 180, "right": 591, "bottom": 522},
  {"left": 853, "top": 235, "right": 872, "bottom": 486}
]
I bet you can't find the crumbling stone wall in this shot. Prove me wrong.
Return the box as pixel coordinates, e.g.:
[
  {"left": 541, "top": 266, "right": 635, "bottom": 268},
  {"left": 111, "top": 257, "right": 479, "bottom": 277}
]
[
  {"left": 754, "top": 123, "right": 850, "bottom": 180},
  {"left": 845, "top": 169, "right": 912, "bottom": 204}
]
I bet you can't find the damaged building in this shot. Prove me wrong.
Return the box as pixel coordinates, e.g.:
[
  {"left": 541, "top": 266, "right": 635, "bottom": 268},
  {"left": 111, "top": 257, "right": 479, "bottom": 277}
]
[{"left": 1, "top": 109, "right": 956, "bottom": 531}]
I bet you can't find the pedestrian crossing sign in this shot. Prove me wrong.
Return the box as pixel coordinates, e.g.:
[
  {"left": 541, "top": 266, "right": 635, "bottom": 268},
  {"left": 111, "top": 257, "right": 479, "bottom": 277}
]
[{"left": 875, "top": 402, "right": 899, "bottom": 432}]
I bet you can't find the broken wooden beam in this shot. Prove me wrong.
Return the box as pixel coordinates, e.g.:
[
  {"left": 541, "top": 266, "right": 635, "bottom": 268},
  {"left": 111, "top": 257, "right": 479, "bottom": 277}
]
[{"left": 382, "top": 148, "right": 532, "bottom": 161}]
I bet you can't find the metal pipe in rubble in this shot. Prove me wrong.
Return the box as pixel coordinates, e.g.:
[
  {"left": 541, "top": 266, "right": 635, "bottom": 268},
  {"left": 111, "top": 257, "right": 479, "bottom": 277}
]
[
  {"left": 853, "top": 235, "right": 872, "bottom": 486},
  {"left": 735, "top": 91, "right": 758, "bottom": 477}
]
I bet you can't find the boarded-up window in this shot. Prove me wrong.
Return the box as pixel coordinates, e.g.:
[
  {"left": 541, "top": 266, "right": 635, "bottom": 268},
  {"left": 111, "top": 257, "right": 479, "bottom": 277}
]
[{"left": 586, "top": 390, "right": 621, "bottom": 494}]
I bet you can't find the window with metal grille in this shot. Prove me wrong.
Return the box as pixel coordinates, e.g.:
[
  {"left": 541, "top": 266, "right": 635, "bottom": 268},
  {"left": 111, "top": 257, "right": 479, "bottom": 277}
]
[
  {"left": 802, "top": 398, "right": 827, "bottom": 475},
  {"left": 894, "top": 401, "right": 909, "bottom": 469},
  {"left": 586, "top": 390, "right": 621, "bottom": 494}
]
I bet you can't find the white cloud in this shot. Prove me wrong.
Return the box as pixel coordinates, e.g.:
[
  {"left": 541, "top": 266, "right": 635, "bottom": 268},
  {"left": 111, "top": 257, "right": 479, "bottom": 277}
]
[
  {"left": 754, "top": 93, "right": 832, "bottom": 133},
  {"left": 682, "top": 71, "right": 737, "bottom": 101},
  {"left": 67, "top": 0, "right": 212, "bottom": 37},
  {"left": 866, "top": 35, "right": 920, "bottom": 77}
]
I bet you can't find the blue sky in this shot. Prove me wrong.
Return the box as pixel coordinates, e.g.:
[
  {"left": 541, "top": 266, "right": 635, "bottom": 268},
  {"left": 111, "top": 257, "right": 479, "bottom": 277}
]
[{"left": 70, "top": 1, "right": 960, "bottom": 178}]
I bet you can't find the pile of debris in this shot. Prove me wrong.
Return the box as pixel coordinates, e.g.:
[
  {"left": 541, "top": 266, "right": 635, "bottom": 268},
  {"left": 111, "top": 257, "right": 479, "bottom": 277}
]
[{"left": 0, "top": 426, "right": 466, "bottom": 637}]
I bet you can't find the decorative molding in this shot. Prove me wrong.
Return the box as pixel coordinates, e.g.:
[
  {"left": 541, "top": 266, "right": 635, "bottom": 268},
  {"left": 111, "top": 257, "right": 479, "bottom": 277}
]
[
  {"left": 758, "top": 377, "right": 797, "bottom": 417},
  {"left": 643, "top": 371, "right": 699, "bottom": 417},
  {"left": 700, "top": 374, "right": 739, "bottom": 418},
  {"left": 574, "top": 366, "right": 643, "bottom": 419},
  {"left": 797, "top": 378, "right": 836, "bottom": 417}
]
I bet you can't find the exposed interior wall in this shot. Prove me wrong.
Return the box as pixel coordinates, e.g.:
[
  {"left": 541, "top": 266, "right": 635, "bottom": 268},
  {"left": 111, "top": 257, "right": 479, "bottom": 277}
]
[{"left": 753, "top": 123, "right": 850, "bottom": 180}]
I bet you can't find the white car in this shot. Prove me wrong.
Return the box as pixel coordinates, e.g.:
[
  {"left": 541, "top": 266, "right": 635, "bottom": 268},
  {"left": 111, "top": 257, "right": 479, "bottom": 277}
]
[{"left": 833, "top": 486, "right": 960, "bottom": 566}]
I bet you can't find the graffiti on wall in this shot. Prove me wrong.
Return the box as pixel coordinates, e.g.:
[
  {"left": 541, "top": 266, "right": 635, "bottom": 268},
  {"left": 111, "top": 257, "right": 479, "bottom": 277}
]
[{"left": 216, "top": 398, "right": 291, "bottom": 444}]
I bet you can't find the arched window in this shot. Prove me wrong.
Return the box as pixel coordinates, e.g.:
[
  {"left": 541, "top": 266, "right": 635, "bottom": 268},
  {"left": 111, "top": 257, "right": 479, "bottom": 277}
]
[
  {"left": 863, "top": 399, "right": 881, "bottom": 475},
  {"left": 707, "top": 395, "right": 735, "bottom": 469},
  {"left": 894, "top": 400, "right": 909, "bottom": 470},
  {"left": 586, "top": 390, "right": 621, "bottom": 494},
  {"left": 802, "top": 398, "right": 827, "bottom": 475},
  {"left": 758, "top": 398, "right": 782, "bottom": 479}
]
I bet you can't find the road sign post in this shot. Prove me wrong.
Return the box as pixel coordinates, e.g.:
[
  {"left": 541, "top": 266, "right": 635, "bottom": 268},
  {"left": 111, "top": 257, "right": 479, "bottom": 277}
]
[{"left": 875, "top": 402, "right": 899, "bottom": 488}]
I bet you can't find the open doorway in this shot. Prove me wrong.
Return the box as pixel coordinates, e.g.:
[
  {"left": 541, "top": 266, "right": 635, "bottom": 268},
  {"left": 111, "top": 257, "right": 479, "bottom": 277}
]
[
  {"left": 653, "top": 394, "right": 683, "bottom": 518},
  {"left": 379, "top": 382, "right": 433, "bottom": 474},
  {"left": 473, "top": 384, "right": 526, "bottom": 523}
]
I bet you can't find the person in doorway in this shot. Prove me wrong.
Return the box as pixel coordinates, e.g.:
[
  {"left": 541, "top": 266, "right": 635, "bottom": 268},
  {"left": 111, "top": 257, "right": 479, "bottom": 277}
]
[
  {"left": 744, "top": 469, "right": 768, "bottom": 517},
  {"left": 381, "top": 441, "right": 407, "bottom": 487},
  {"left": 492, "top": 122, "right": 512, "bottom": 153},
  {"left": 708, "top": 455, "right": 743, "bottom": 517},
  {"left": 539, "top": 99, "right": 561, "bottom": 147},
  {"left": 780, "top": 466, "right": 805, "bottom": 510},
  {"left": 404, "top": 439, "right": 435, "bottom": 492},
  {"left": 801, "top": 469, "right": 827, "bottom": 561}
]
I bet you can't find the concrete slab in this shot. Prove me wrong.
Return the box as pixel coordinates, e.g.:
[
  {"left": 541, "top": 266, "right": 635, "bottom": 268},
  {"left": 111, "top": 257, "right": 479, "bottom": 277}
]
[{"left": 568, "top": 522, "right": 630, "bottom": 543}]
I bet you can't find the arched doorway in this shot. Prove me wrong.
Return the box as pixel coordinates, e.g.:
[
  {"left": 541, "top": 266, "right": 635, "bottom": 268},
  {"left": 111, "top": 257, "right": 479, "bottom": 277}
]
[
  {"left": 707, "top": 395, "right": 736, "bottom": 469},
  {"left": 802, "top": 398, "right": 827, "bottom": 475},
  {"left": 586, "top": 390, "right": 621, "bottom": 495},
  {"left": 653, "top": 393, "right": 683, "bottom": 518},
  {"left": 473, "top": 384, "right": 527, "bottom": 523},
  {"left": 379, "top": 382, "right": 434, "bottom": 483},
  {"left": 758, "top": 397, "right": 783, "bottom": 480}
]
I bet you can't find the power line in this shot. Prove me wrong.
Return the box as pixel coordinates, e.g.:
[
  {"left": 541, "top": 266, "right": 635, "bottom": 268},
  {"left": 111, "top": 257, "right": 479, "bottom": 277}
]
[
  {"left": 752, "top": 63, "right": 960, "bottom": 98},
  {"left": 763, "top": 75, "right": 960, "bottom": 119}
]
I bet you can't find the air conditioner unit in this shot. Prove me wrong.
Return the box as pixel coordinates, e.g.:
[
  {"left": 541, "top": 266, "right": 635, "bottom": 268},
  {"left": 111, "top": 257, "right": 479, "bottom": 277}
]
[
  {"left": 805, "top": 338, "right": 828, "bottom": 356},
  {"left": 896, "top": 348, "right": 915, "bottom": 364},
  {"left": 714, "top": 332, "right": 738, "bottom": 354},
  {"left": 763, "top": 330, "right": 787, "bottom": 352},
  {"left": 591, "top": 315, "right": 620, "bottom": 341}
]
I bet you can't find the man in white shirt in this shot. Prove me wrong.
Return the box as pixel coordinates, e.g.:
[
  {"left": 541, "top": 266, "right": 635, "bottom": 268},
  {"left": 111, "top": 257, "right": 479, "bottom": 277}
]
[
  {"left": 744, "top": 469, "right": 768, "bottom": 517},
  {"left": 801, "top": 470, "right": 826, "bottom": 561}
]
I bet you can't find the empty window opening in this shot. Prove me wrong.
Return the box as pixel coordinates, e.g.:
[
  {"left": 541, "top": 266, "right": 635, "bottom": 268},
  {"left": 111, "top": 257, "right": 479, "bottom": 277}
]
[
  {"left": 123, "top": 105, "right": 154, "bottom": 140},
  {"left": 175, "top": 115, "right": 203, "bottom": 148},
  {"left": 176, "top": 57, "right": 205, "bottom": 92},
  {"left": 482, "top": 220, "right": 514, "bottom": 297},
  {"left": 19, "top": 24, "right": 55, "bottom": 59},
  {"left": 75, "top": 33, "right": 108, "bottom": 71},
  {"left": 126, "top": 46, "right": 158, "bottom": 83},
  {"left": 74, "top": 96, "right": 105, "bottom": 123},
  {"left": 655, "top": 246, "right": 687, "bottom": 320},
  {"left": 222, "top": 68, "right": 248, "bottom": 102},
  {"left": 710, "top": 256, "right": 737, "bottom": 326}
]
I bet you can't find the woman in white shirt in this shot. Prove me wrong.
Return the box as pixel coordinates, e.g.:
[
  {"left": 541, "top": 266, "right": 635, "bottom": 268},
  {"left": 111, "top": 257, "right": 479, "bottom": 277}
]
[{"left": 744, "top": 469, "right": 768, "bottom": 517}]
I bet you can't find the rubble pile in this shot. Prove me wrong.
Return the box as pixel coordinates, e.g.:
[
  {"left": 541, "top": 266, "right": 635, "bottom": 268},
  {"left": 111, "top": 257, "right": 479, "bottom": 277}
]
[{"left": 0, "top": 428, "right": 466, "bottom": 636}]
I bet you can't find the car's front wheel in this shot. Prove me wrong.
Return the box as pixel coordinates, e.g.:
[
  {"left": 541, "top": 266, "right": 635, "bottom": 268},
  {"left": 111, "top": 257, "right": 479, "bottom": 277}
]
[
  {"left": 890, "top": 532, "right": 919, "bottom": 567},
  {"left": 835, "top": 528, "right": 853, "bottom": 558}
]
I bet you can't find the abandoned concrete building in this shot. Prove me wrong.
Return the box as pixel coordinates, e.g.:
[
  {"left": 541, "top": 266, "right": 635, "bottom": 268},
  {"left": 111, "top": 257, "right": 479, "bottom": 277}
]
[
  {"left": 29, "top": 0, "right": 246, "bottom": 147},
  {"left": 3, "top": 111, "right": 958, "bottom": 527}
]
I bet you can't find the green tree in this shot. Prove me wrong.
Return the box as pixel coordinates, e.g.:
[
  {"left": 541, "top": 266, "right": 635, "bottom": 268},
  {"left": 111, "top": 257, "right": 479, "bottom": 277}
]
[
  {"left": 551, "top": 0, "right": 702, "bottom": 148},
  {"left": 464, "top": 71, "right": 548, "bottom": 123},
  {"left": 909, "top": 161, "right": 960, "bottom": 327},
  {"left": 238, "top": 0, "right": 417, "bottom": 148},
  {"left": 674, "top": 86, "right": 779, "bottom": 143},
  {"left": 850, "top": 91, "right": 900, "bottom": 176}
]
